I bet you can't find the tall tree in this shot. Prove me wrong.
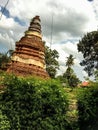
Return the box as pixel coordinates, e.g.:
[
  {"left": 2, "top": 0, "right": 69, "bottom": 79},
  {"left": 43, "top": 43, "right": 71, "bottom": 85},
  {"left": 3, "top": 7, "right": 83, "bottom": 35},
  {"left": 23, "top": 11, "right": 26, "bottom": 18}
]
[
  {"left": 45, "top": 46, "right": 59, "bottom": 78},
  {"left": 63, "top": 54, "right": 80, "bottom": 87},
  {"left": 66, "top": 54, "right": 74, "bottom": 67},
  {"left": 77, "top": 31, "right": 98, "bottom": 76},
  {"left": 63, "top": 54, "right": 74, "bottom": 83}
]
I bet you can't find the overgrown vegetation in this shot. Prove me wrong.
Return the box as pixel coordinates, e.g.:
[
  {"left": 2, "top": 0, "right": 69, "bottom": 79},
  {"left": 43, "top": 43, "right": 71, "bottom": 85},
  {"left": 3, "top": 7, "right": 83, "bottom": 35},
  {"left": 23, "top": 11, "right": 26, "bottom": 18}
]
[
  {"left": 0, "top": 72, "right": 98, "bottom": 130},
  {"left": 0, "top": 40, "right": 98, "bottom": 129},
  {"left": 0, "top": 73, "right": 71, "bottom": 130},
  {"left": 77, "top": 83, "right": 98, "bottom": 130}
]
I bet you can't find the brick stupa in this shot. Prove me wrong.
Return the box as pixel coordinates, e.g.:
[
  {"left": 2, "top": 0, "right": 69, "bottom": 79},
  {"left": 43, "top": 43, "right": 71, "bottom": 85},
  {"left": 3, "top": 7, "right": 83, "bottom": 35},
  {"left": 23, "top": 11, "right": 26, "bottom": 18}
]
[{"left": 7, "top": 16, "right": 49, "bottom": 78}]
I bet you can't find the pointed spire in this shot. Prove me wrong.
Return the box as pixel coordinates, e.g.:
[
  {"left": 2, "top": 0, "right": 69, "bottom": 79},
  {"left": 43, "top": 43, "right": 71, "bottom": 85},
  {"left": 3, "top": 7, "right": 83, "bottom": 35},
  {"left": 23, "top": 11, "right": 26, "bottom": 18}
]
[
  {"left": 25, "top": 16, "right": 42, "bottom": 39},
  {"left": 7, "top": 16, "right": 49, "bottom": 78}
]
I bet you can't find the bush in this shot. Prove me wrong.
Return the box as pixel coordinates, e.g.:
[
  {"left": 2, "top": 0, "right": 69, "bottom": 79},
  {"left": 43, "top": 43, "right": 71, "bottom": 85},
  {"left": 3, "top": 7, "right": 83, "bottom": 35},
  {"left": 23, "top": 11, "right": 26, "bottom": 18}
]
[
  {"left": 0, "top": 74, "right": 69, "bottom": 130},
  {"left": 0, "top": 110, "right": 10, "bottom": 129},
  {"left": 77, "top": 83, "right": 98, "bottom": 130}
]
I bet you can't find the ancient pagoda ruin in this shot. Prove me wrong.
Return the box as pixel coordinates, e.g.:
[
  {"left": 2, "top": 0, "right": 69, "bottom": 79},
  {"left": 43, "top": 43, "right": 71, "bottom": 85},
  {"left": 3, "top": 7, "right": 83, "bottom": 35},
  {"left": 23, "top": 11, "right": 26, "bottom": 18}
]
[{"left": 7, "top": 16, "right": 49, "bottom": 78}]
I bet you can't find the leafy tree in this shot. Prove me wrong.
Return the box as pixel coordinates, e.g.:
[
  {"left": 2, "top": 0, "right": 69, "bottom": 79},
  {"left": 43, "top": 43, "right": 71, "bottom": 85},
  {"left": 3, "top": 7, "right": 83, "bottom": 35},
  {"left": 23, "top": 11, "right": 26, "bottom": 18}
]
[
  {"left": 45, "top": 46, "right": 59, "bottom": 78},
  {"left": 77, "top": 31, "right": 98, "bottom": 76},
  {"left": 63, "top": 67, "right": 80, "bottom": 87},
  {"left": 63, "top": 54, "right": 80, "bottom": 87},
  {"left": 66, "top": 54, "right": 74, "bottom": 68},
  {"left": 0, "top": 50, "right": 14, "bottom": 70}
]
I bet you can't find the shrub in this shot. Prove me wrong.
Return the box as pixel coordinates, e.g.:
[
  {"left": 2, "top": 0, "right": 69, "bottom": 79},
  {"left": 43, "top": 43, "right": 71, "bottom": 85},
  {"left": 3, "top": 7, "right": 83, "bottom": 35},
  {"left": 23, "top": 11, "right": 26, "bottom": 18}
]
[
  {"left": 77, "top": 83, "right": 98, "bottom": 130},
  {"left": 0, "top": 110, "right": 10, "bottom": 129},
  {"left": 0, "top": 74, "right": 69, "bottom": 130}
]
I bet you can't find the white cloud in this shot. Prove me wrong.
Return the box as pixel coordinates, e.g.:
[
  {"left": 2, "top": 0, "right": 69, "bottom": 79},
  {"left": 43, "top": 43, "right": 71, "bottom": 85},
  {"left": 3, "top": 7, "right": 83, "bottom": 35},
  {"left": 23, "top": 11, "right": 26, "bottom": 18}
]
[
  {"left": 7, "top": 0, "right": 97, "bottom": 38},
  {"left": 82, "top": 70, "right": 88, "bottom": 78},
  {"left": 0, "top": 14, "right": 26, "bottom": 51},
  {"left": 0, "top": 0, "right": 98, "bottom": 80},
  {"left": 62, "top": 42, "right": 78, "bottom": 54},
  {"left": 0, "top": 0, "right": 8, "bottom": 6},
  {"left": 0, "top": 15, "right": 15, "bottom": 29},
  {"left": 74, "top": 59, "right": 80, "bottom": 67},
  {"left": 0, "top": 33, "right": 14, "bottom": 52},
  {"left": 91, "top": 0, "right": 98, "bottom": 20}
]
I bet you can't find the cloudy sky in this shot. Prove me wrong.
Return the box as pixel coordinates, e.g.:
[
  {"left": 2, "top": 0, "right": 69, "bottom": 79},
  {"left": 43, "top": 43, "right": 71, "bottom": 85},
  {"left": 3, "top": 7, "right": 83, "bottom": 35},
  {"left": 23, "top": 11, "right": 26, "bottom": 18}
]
[{"left": 0, "top": 0, "right": 98, "bottom": 81}]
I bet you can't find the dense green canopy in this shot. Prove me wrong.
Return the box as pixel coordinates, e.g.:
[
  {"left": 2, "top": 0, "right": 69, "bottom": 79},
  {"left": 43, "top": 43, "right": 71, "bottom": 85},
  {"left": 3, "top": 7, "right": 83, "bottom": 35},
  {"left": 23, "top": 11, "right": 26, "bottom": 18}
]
[
  {"left": 45, "top": 46, "right": 59, "bottom": 78},
  {"left": 78, "top": 31, "right": 98, "bottom": 76}
]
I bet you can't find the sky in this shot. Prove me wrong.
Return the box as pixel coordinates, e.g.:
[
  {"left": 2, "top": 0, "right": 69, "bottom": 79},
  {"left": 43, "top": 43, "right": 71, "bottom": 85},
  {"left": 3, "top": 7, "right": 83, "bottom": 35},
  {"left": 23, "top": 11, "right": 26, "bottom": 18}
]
[{"left": 0, "top": 0, "right": 98, "bottom": 81}]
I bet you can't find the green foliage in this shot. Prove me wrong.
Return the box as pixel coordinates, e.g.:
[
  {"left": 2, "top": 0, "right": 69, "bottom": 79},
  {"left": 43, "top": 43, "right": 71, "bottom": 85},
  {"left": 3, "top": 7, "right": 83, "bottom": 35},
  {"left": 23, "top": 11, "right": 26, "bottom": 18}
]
[
  {"left": 0, "top": 50, "right": 13, "bottom": 71},
  {"left": 0, "top": 110, "right": 10, "bottom": 129},
  {"left": 63, "top": 54, "right": 80, "bottom": 87},
  {"left": 56, "top": 75, "right": 69, "bottom": 87},
  {"left": 0, "top": 53, "right": 10, "bottom": 70},
  {"left": 66, "top": 54, "right": 74, "bottom": 67},
  {"left": 77, "top": 31, "right": 98, "bottom": 76},
  {"left": 68, "top": 74, "right": 80, "bottom": 87},
  {"left": 45, "top": 46, "right": 59, "bottom": 78},
  {"left": 1, "top": 73, "right": 98, "bottom": 130},
  {"left": 94, "top": 70, "right": 98, "bottom": 81},
  {"left": 0, "top": 74, "right": 69, "bottom": 130},
  {"left": 77, "top": 83, "right": 98, "bottom": 130}
]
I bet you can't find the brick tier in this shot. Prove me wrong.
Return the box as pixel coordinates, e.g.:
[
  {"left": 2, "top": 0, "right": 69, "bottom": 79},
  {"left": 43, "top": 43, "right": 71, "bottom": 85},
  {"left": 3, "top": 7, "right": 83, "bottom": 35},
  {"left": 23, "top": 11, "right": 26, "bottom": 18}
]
[{"left": 7, "top": 16, "right": 49, "bottom": 78}]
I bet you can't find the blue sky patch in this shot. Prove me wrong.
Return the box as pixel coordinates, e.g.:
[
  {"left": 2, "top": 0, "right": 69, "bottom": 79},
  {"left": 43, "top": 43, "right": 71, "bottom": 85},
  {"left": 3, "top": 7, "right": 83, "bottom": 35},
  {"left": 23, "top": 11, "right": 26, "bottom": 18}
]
[
  {"left": 0, "top": 6, "right": 26, "bottom": 26},
  {"left": 14, "top": 17, "right": 26, "bottom": 26},
  {"left": 60, "top": 39, "right": 79, "bottom": 44},
  {"left": 0, "top": 5, "right": 10, "bottom": 18}
]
